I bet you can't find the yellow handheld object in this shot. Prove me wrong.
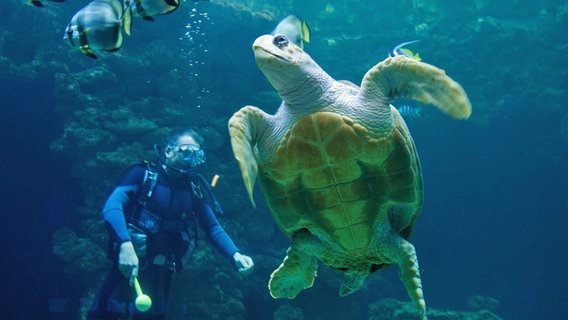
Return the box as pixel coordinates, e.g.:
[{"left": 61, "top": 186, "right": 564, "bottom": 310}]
[
  {"left": 211, "top": 174, "right": 220, "bottom": 188},
  {"left": 133, "top": 277, "right": 152, "bottom": 312}
]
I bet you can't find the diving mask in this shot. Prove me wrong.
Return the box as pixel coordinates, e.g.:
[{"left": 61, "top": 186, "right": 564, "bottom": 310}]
[{"left": 172, "top": 144, "right": 206, "bottom": 167}]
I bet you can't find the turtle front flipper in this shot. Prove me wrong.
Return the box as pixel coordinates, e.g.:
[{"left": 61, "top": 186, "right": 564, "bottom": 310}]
[
  {"left": 269, "top": 231, "right": 318, "bottom": 299},
  {"left": 228, "top": 106, "right": 271, "bottom": 207},
  {"left": 359, "top": 55, "right": 471, "bottom": 120}
]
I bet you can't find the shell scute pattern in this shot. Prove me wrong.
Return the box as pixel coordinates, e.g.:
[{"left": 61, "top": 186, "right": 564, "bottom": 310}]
[
  {"left": 262, "top": 111, "right": 423, "bottom": 255},
  {"left": 330, "top": 162, "right": 362, "bottom": 184},
  {"left": 263, "top": 112, "right": 393, "bottom": 253}
]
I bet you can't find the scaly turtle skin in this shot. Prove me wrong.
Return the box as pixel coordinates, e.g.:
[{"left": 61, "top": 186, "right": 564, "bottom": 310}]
[{"left": 229, "top": 34, "right": 471, "bottom": 320}]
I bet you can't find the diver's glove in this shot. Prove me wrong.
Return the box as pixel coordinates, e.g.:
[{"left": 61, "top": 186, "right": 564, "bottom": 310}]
[
  {"left": 233, "top": 252, "right": 254, "bottom": 274},
  {"left": 118, "top": 241, "right": 139, "bottom": 284}
]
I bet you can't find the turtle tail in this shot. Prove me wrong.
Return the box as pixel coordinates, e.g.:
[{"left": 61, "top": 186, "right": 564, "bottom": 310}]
[{"left": 360, "top": 55, "right": 471, "bottom": 120}]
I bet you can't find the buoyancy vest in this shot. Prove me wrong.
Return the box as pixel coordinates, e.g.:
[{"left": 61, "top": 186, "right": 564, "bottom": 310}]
[{"left": 125, "top": 161, "right": 225, "bottom": 271}]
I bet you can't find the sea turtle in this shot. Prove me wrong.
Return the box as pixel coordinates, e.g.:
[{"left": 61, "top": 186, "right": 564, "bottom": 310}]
[{"left": 229, "top": 34, "right": 471, "bottom": 319}]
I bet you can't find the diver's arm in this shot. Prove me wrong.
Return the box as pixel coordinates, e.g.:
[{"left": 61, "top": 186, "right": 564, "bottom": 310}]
[
  {"left": 195, "top": 195, "right": 254, "bottom": 272},
  {"left": 194, "top": 199, "right": 239, "bottom": 258},
  {"left": 102, "top": 185, "right": 138, "bottom": 243},
  {"left": 102, "top": 185, "right": 141, "bottom": 280},
  {"left": 101, "top": 164, "right": 145, "bottom": 243},
  {"left": 101, "top": 164, "right": 146, "bottom": 280}
]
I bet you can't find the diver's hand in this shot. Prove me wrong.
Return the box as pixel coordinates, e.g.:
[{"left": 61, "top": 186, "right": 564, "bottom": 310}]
[
  {"left": 233, "top": 252, "right": 254, "bottom": 274},
  {"left": 118, "top": 241, "right": 139, "bottom": 284}
]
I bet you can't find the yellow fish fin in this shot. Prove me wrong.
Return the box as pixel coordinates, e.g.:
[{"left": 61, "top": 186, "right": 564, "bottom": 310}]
[
  {"left": 115, "top": 28, "right": 124, "bottom": 50},
  {"left": 301, "top": 20, "right": 311, "bottom": 43},
  {"left": 80, "top": 45, "right": 98, "bottom": 59},
  {"left": 122, "top": 5, "right": 132, "bottom": 36},
  {"left": 398, "top": 48, "right": 412, "bottom": 57},
  {"left": 399, "top": 48, "right": 422, "bottom": 61}
]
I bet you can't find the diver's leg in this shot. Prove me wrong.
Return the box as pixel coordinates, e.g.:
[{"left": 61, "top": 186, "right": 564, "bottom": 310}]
[
  {"left": 87, "top": 265, "right": 128, "bottom": 320},
  {"left": 132, "top": 264, "right": 173, "bottom": 320}
]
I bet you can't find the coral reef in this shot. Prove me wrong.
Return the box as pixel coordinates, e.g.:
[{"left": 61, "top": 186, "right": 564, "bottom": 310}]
[
  {"left": 467, "top": 295, "right": 501, "bottom": 313},
  {"left": 52, "top": 227, "right": 108, "bottom": 286},
  {"left": 369, "top": 298, "right": 502, "bottom": 320},
  {"left": 274, "top": 304, "right": 305, "bottom": 320}
]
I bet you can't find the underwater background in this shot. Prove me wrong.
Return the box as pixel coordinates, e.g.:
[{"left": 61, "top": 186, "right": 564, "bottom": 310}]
[{"left": 1, "top": 0, "right": 567, "bottom": 319}]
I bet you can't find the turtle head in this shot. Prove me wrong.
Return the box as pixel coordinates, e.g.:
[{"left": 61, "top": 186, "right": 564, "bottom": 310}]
[
  {"left": 253, "top": 34, "right": 309, "bottom": 64},
  {"left": 252, "top": 34, "right": 332, "bottom": 107}
]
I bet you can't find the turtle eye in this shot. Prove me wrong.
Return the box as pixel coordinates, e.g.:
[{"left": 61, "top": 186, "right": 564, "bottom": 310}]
[{"left": 273, "top": 35, "right": 289, "bottom": 48}]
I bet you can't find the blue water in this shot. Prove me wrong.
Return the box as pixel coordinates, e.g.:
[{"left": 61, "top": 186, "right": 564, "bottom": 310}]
[
  {"left": 0, "top": 79, "right": 70, "bottom": 318},
  {"left": 1, "top": 0, "right": 567, "bottom": 319}
]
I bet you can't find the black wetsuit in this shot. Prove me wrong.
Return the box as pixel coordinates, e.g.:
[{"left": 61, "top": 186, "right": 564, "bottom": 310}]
[{"left": 87, "top": 163, "right": 239, "bottom": 320}]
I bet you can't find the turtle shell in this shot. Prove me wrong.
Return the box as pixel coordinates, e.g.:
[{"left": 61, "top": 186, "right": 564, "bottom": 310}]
[{"left": 257, "top": 111, "right": 423, "bottom": 255}]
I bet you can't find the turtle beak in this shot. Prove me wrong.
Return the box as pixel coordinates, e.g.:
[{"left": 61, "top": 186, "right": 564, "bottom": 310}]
[{"left": 254, "top": 47, "right": 290, "bottom": 62}]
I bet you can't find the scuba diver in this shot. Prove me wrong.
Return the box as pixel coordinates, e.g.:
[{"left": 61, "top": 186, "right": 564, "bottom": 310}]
[{"left": 87, "top": 129, "right": 254, "bottom": 320}]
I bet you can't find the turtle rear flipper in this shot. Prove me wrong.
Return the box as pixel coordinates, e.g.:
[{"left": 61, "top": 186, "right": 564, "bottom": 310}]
[
  {"left": 269, "top": 244, "right": 317, "bottom": 299},
  {"left": 360, "top": 55, "right": 471, "bottom": 120},
  {"left": 395, "top": 238, "right": 427, "bottom": 320}
]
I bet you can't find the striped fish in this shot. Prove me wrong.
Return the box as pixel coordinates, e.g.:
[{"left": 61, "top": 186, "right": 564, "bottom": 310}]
[{"left": 396, "top": 105, "right": 422, "bottom": 119}]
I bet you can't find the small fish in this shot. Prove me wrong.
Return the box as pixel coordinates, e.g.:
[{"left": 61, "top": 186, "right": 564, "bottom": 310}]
[
  {"left": 129, "top": 0, "right": 180, "bottom": 21},
  {"left": 396, "top": 104, "right": 422, "bottom": 119},
  {"left": 28, "top": 0, "right": 65, "bottom": 8},
  {"left": 63, "top": 0, "right": 132, "bottom": 59},
  {"left": 271, "top": 15, "right": 311, "bottom": 49},
  {"left": 392, "top": 40, "right": 421, "bottom": 61}
]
